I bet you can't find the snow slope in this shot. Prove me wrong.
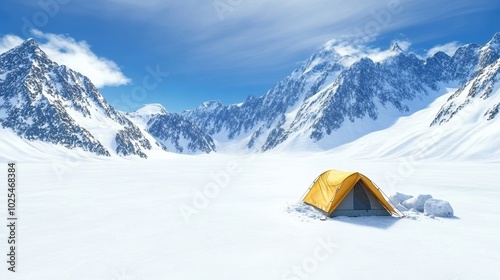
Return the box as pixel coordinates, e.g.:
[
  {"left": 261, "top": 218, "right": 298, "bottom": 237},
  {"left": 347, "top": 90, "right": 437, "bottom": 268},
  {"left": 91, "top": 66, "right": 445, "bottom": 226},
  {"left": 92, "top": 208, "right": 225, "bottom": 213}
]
[
  {"left": 184, "top": 33, "right": 500, "bottom": 153},
  {"left": 0, "top": 126, "right": 104, "bottom": 162},
  {"left": 0, "top": 154, "right": 498, "bottom": 279},
  {"left": 328, "top": 81, "right": 500, "bottom": 161}
]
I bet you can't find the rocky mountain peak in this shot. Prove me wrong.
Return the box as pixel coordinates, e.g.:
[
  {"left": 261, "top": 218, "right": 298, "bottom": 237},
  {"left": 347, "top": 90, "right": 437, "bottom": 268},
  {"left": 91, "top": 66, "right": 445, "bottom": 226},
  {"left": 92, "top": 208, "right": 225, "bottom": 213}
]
[
  {"left": 486, "top": 32, "right": 500, "bottom": 51},
  {"left": 184, "top": 33, "right": 500, "bottom": 152},
  {"left": 389, "top": 42, "right": 404, "bottom": 53},
  {"left": 2, "top": 38, "right": 50, "bottom": 65},
  {"left": 0, "top": 38, "right": 157, "bottom": 158}
]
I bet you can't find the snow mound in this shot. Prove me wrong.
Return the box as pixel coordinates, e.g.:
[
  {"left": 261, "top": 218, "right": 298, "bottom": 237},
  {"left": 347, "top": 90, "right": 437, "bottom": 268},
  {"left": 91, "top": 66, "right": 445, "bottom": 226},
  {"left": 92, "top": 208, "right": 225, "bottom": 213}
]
[
  {"left": 286, "top": 202, "right": 326, "bottom": 221},
  {"left": 390, "top": 192, "right": 455, "bottom": 219},
  {"left": 389, "top": 192, "right": 414, "bottom": 205},
  {"left": 424, "top": 199, "right": 454, "bottom": 217},
  {"left": 395, "top": 203, "right": 409, "bottom": 212},
  {"left": 401, "top": 194, "right": 433, "bottom": 212}
]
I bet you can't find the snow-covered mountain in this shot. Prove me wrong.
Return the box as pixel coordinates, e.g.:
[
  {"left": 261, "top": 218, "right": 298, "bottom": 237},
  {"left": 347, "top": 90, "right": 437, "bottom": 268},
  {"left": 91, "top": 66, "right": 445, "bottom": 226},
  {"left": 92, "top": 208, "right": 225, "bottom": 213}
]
[
  {"left": 432, "top": 35, "right": 500, "bottom": 126},
  {"left": 184, "top": 33, "right": 500, "bottom": 153},
  {"left": 126, "top": 104, "right": 216, "bottom": 154},
  {"left": 2, "top": 33, "right": 499, "bottom": 159},
  {"left": 0, "top": 39, "right": 160, "bottom": 158},
  {"left": 183, "top": 47, "right": 346, "bottom": 151}
]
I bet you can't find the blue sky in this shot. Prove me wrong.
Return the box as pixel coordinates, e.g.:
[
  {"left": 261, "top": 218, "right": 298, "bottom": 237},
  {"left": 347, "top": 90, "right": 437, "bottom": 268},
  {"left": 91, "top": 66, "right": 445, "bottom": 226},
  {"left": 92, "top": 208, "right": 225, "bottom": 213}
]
[{"left": 1, "top": 0, "right": 500, "bottom": 112}]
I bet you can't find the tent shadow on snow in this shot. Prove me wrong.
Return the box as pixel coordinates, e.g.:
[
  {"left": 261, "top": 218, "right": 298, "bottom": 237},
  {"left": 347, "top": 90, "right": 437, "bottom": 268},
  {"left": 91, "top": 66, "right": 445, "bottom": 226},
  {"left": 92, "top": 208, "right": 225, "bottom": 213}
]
[{"left": 330, "top": 215, "right": 400, "bottom": 229}]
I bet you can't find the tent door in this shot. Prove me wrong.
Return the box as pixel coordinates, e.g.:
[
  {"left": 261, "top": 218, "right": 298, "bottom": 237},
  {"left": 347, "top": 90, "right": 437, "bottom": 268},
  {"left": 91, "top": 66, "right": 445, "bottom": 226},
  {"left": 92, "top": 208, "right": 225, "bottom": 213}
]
[{"left": 353, "top": 181, "right": 371, "bottom": 210}]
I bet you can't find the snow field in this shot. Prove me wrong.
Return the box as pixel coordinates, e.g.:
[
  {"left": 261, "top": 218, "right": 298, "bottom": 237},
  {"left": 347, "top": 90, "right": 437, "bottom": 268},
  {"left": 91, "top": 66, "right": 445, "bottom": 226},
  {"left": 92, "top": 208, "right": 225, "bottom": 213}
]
[{"left": 0, "top": 153, "right": 499, "bottom": 279}]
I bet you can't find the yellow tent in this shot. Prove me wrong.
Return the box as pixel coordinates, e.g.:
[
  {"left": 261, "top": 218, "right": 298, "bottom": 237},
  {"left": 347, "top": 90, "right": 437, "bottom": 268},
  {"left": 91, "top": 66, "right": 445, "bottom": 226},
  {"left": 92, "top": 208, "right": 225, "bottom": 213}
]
[{"left": 302, "top": 169, "right": 401, "bottom": 217}]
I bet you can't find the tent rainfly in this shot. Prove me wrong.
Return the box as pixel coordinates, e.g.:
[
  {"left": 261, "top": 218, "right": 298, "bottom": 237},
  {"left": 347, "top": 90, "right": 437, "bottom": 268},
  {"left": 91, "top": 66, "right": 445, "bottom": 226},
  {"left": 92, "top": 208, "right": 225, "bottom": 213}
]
[{"left": 302, "top": 169, "right": 402, "bottom": 217}]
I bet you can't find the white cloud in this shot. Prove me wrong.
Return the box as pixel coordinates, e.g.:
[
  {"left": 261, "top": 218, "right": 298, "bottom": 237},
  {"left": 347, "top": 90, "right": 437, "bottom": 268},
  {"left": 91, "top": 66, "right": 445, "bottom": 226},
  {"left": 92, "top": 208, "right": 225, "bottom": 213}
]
[
  {"left": 85, "top": 1, "right": 487, "bottom": 64},
  {"left": 426, "top": 42, "right": 461, "bottom": 57},
  {"left": 41, "top": 0, "right": 497, "bottom": 75},
  {"left": 66, "top": 0, "right": 396, "bottom": 68},
  {"left": 0, "top": 31, "right": 130, "bottom": 88},
  {"left": 8, "top": 0, "right": 497, "bottom": 84},
  {"left": 325, "top": 39, "right": 412, "bottom": 67},
  {"left": 0, "top": 35, "right": 24, "bottom": 54}
]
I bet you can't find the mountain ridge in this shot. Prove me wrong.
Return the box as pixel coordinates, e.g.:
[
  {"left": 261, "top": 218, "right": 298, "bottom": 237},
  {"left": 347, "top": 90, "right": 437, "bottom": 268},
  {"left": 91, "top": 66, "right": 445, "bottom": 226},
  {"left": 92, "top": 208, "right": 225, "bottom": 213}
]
[
  {"left": 2, "top": 33, "right": 500, "bottom": 158},
  {"left": 183, "top": 32, "right": 500, "bottom": 153}
]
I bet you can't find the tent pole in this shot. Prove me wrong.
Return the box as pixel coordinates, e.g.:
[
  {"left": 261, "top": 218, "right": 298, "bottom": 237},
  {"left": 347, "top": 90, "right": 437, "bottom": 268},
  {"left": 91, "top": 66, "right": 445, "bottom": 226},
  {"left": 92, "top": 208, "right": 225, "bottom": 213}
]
[
  {"left": 324, "top": 181, "right": 345, "bottom": 217},
  {"left": 298, "top": 177, "right": 318, "bottom": 203},
  {"left": 373, "top": 181, "right": 405, "bottom": 218}
]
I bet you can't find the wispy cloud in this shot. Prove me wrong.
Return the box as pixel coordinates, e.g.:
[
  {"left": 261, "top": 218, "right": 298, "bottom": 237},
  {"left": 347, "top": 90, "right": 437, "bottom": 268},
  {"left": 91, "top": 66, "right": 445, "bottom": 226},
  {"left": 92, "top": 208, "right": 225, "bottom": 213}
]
[
  {"left": 426, "top": 41, "right": 461, "bottom": 57},
  {"left": 0, "top": 30, "right": 130, "bottom": 88},
  {"left": 57, "top": 0, "right": 399, "bottom": 69},
  {"left": 0, "top": 35, "right": 24, "bottom": 54},
  {"left": 75, "top": 0, "right": 495, "bottom": 70},
  {"left": 7, "top": 0, "right": 498, "bottom": 84},
  {"left": 325, "top": 38, "right": 412, "bottom": 67}
]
